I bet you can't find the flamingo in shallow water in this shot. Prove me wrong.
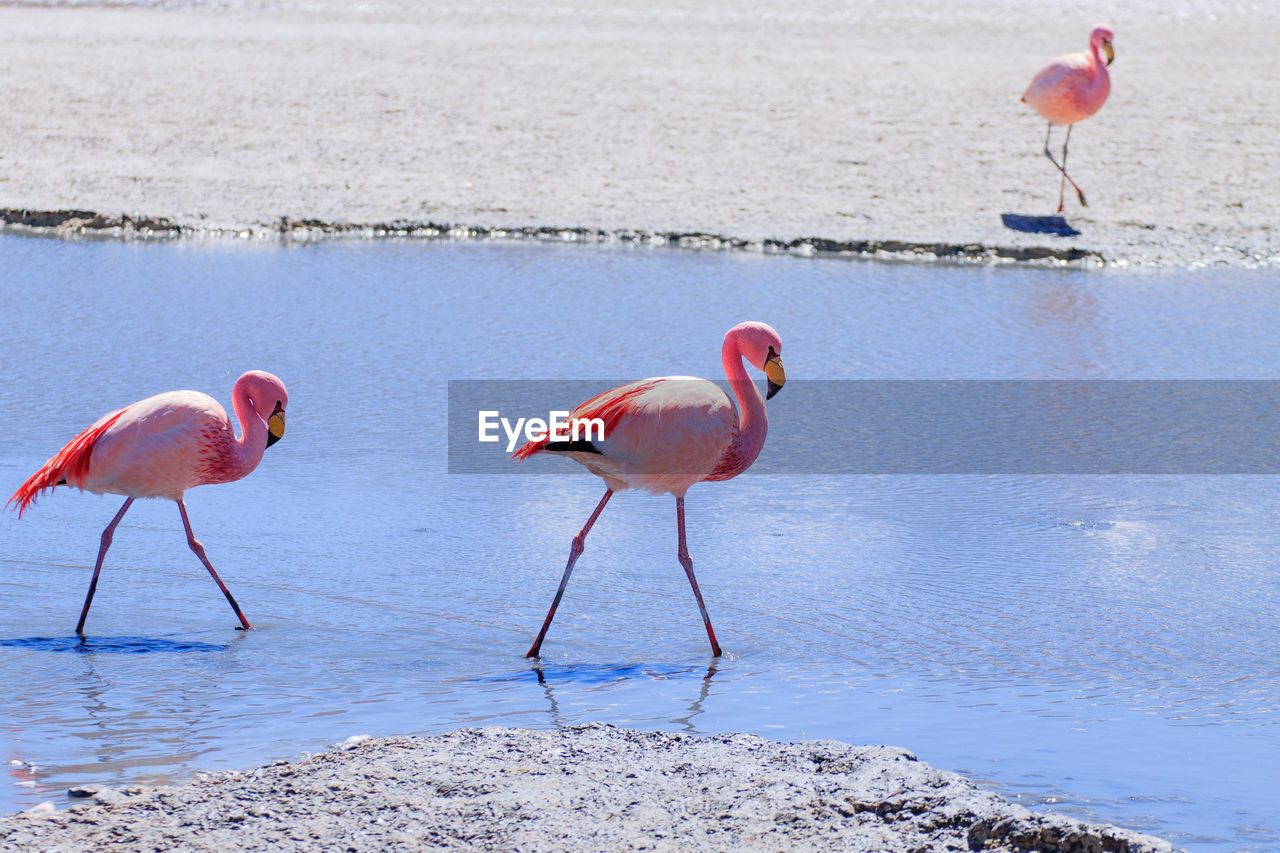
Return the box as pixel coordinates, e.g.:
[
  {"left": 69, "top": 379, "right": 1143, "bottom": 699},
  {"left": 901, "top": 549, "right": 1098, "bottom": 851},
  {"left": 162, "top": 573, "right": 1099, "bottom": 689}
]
[
  {"left": 8, "top": 371, "right": 288, "bottom": 634},
  {"left": 513, "top": 322, "right": 786, "bottom": 658},
  {"left": 1022, "top": 23, "right": 1115, "bottom": 213}
]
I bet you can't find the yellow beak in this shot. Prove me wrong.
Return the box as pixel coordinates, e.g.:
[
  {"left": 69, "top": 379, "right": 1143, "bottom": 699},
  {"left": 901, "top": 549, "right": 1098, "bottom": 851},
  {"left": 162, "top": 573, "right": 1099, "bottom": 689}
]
[
  {"left": 764, "top": 355, "right": 786, "bottom": 400},
  {"left": 1103, "top": 41, "right": 1115, "bottom": 66},
  {"left": 266, "top": 402, "right": 286, "bottom": 448}
]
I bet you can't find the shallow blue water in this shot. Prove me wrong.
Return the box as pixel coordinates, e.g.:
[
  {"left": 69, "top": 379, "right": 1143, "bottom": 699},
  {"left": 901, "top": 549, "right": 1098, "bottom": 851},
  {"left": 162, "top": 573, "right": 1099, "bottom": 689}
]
[{"left": 1, "top": 234, "right": 1278, "bottom": 851}]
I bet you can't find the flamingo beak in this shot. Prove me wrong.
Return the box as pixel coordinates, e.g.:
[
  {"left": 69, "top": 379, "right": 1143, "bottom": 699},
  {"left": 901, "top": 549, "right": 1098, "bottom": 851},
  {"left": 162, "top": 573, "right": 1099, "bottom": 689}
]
[
  {"left": 1103, "top": 40, "right": 1114, "bottom": 66},
  {"left": 266, "top": 402, "right": 286, "bottom": 449},
  {"left": 764, "top": 354, "right": 786, "bottom": 400}
]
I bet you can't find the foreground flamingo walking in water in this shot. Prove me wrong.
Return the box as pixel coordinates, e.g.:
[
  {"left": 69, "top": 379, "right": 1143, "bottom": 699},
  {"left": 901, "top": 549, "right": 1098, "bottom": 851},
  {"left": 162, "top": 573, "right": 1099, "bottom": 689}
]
[
  {"left": 1022, "top": 24, "right": 1115, "bottom": 213},
  {"left": 513, "top": 322, "right": 786, "bottom": 657},
  {"left": 8, "top": 371, "right": 288, "bottom": 634}
]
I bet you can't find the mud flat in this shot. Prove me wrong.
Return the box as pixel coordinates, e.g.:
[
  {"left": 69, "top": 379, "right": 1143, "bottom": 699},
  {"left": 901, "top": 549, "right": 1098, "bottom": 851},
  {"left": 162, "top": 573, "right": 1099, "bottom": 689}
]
[
  {"left": 0, "top": 0, "right": 1277, "bottom": 267},
  {"left": 0, "top": 725, "right": 1178, "bottom": 852}
]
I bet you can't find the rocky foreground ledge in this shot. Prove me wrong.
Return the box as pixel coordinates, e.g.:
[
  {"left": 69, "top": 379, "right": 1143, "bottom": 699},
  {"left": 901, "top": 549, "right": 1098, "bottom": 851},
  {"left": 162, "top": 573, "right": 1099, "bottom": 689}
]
[{"left": 1, "top": 725, "right": 1176, "bottom": 852}]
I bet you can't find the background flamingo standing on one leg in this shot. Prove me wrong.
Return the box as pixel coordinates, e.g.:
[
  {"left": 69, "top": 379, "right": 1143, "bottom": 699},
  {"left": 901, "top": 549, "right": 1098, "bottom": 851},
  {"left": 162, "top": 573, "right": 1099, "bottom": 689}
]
[
  {"left": 8, "top": 370, "right": 288, "bottom": 634},
  {"left": 513, "top": 321, "right": 786, "bottom": 658},
  {"left": 1022, "top": 24, "right": 1115, "bottom": 213}
]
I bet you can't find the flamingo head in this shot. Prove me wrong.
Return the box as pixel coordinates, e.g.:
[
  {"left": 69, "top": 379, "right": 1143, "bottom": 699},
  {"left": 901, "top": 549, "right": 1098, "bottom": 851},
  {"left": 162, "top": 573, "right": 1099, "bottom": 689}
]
[
  {"left": 239, "top": 370, "right": 289, "bottom": 449},
  {"left": 727, "top": 321, "right": 787, "bottom": 400},
  {"left": 1090, "top": 24, "right": 1115, "bottom": 66}
]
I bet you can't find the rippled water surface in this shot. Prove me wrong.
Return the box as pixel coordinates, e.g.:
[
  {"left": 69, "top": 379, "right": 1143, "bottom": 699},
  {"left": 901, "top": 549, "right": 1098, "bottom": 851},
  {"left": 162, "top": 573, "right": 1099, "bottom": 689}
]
[{"left": 1, "top": 235, "right": 1278, "bottom": 851}]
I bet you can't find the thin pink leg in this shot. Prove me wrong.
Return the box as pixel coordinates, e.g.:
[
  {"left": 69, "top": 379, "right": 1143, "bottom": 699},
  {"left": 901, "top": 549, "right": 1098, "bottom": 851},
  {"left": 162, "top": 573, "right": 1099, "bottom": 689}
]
[
  {"left": 1058, "top": 148, "right": 1067, "bottom": 214},
  {"left": 76, "top": 497, "right": 134, "bottom": 635},
  {"left": 178, "top": 499, "right": 252, "bottom": 630},
  {"left": 676, "top": 496, "right": 722, "bottom": 657},
  {"left": 1061, "top": 124, "right": 1086, "bottom": 207},
  {"left": 1042, "top": 122, "right": 1086, "bottom": 212},
  {"left": 525, "top": 489, "right": 613, "bottom": 658}
]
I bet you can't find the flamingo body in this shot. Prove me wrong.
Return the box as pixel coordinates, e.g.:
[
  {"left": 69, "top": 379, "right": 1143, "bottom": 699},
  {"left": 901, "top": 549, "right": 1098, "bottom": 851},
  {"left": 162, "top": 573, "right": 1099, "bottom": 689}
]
[
  {"left": 59, "top": 392, "right": 239, "bottom": 501},
  {"left": 8, "top": 370, "right": 288, "bottom": 633},
  {"left": 515, "top": 375, "right": 736, "bottom": 496},
  {"left": 1021, "top": 24, "right": 1115, "bottom": 212},
  {"left": 514, "top": 322, "right": 786, "bottom": 658},
  {"left": 1022, "top": 44, "right": 1111, "bottom": 126}
]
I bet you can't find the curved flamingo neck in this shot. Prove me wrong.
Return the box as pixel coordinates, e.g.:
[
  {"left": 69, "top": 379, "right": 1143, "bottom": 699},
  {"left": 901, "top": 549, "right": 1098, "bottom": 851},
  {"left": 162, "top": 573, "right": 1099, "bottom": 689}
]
[
  {"left": 710, "top": 333, "right": 768, "bottom": 481},
  {"left": 1088, "top": 40, "right": 1110, "bottom": 91},
  {"left": 225, "top": 378, "right": 268, "bottom": 479}
]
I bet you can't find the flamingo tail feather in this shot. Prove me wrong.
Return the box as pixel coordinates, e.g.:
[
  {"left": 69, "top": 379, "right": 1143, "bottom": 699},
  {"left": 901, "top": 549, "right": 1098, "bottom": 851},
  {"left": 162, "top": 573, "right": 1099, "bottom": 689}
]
[
  {"left": 510, "top": 379, "right": 662, "bottom": 461},
  {"left": 7, "top": 408, "right": 127, "bottom": 517},
  {"left": 511, "top": 437, "right": 548, "bottom": 460}
]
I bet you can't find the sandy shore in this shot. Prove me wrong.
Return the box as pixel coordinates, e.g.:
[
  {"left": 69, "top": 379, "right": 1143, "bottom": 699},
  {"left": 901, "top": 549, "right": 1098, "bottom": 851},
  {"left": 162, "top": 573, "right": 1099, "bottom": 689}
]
[
  {"left": 0, "top": 725, "right": 1178, "bottom": 852},
  {"left": 1, "top": 0, "right": 1277, "bottom": 266}
]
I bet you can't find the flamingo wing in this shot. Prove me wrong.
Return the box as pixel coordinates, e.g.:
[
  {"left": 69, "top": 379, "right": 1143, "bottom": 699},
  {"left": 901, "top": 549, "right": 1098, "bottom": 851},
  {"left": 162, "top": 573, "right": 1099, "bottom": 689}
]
[
  {"left": 1023, "top": 52, "right": 1102, "bottom": 124},
  {"left": 82, "top": 391, "right": 234, "bottom": 498},
  {"left": 512, "top": 378, "right": 666, "bottom": 460},
  {"left": 515, "top": 377, "right": 737, "bottom": 494}
]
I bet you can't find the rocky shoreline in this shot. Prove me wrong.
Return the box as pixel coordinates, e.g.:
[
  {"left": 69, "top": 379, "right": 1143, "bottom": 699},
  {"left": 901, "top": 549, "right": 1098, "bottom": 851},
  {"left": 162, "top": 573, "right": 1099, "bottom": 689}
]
[
  {"left": 0, "top": 207, "right": 1105, "bottom": 266},
  {"left": 0, "top": 725, "right": 1177, "bottom": 852}
]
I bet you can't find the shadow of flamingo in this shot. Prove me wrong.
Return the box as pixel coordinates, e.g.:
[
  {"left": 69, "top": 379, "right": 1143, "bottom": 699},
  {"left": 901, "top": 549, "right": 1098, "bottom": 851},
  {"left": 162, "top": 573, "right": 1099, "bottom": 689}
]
[
  {"left": 0, "top": 635, "right": 229, "bottom": 654},
  {"left": 1001, "top": 213, "right": 1081, "bottom": 237}
]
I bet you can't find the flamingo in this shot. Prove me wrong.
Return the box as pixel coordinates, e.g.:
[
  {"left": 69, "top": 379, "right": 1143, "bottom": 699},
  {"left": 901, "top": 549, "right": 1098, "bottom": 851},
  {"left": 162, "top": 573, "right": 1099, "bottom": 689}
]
[
  {"left": 7, "top": 370, "right": 288, "bottom": 634},
  {"left": 513, "top": 322, "right": 786, "bottom": 658},
  {"left": 1022, "top": 23, "right": 1115, "bottom": 213}
]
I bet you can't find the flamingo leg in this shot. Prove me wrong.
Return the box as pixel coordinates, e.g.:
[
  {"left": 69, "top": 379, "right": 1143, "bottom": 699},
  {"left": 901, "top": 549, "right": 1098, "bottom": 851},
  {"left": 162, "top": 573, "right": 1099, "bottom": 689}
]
[
  {"left": 675, "top": 496, "right": 722, "bottom": 658},
  {"left": 1061, "top": 124, "right": 1087, "bottom": 207},
  {"left": 1042, "top": 122, "right": 1087, "bottom": 212},
  {"left": 75, "top": 497, "right": 134, "bottom": 635},
  {"left": 525, "top": 489, "right": 613, "bottom": 658},
  {"left": 177, "top": 499, "right": 252, "bottom": 630},
  {"left": 1055, "top": 126, "right": 1068, "bottom": 213}
]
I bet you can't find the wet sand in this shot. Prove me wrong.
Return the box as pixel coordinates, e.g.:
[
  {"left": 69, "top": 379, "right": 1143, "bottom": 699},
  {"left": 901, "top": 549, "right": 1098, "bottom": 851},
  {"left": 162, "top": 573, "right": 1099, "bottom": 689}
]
[
  {"left": 1, "top": 1, "right": 1277, "bottom": 266},
  {"left": 0, "top": 725, "right": 1179, "bottom": 852}
]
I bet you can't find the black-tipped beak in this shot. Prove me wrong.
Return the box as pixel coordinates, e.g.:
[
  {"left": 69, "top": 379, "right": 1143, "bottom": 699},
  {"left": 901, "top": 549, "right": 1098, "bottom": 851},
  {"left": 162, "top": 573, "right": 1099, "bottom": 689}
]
[
  {"left": 764, "top": 354, "right": 786, "bottom": 401},
  {"left": 266, "top": 402, "right": 286, "bottom": 449},
  {"left": 1103, "top": 41, "right": 1115, "bottom": 66}
]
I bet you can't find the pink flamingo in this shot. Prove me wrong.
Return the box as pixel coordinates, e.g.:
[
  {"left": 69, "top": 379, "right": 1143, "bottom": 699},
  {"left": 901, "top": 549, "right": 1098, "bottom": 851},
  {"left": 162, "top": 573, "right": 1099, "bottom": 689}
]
[
  {"left": 1022, "top": 23, "right": 1115, "bottom": 213},
  {"left": 513, "top": 322, "right": 786, "bottom": 658},
  {"left": 7, "top": 371, "right": 288, "bottom": 634}
]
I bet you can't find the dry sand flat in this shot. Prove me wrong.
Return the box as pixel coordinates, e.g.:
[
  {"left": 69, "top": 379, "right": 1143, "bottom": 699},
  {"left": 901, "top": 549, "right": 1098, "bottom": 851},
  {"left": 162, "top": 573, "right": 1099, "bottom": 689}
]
[
  {"left": 0, "top": 725, "right": 1179, "bottom": 852},
  {"left": 0, "top": 0, "right": 1277, "bottom": 266}
]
